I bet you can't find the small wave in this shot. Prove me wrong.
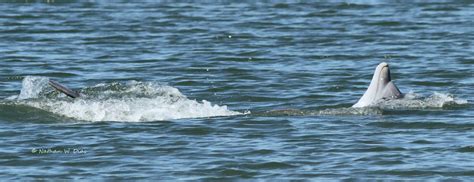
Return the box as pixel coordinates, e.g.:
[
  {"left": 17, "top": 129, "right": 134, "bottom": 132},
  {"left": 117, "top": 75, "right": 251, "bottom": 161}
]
[
  {"left": 374, "top": 91, "right": 468, "bottom": 109},
  {"left": 316, "top": 107, "right": 384, "bottom": 115},
  {"left": 457, "top": 146, "right": 474, "bottom": 153},
  {"left": 261, "top": 107, "right": 383, "bottom": 116},
  {"left": 5, "top": 76, "right": 241, "bottom": 122}
]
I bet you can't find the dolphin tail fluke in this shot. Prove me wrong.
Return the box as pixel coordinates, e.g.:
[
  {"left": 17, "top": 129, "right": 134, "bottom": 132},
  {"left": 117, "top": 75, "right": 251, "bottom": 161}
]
[{"left": 48, "top": 80, "right": 80, "bottom": 98}]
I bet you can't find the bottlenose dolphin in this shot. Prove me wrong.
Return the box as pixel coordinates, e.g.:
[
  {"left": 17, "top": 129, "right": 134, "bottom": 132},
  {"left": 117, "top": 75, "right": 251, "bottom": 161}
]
[
  {"left": 352, "top": 62, "right": 402, "bottom": 107},
  {"left": 49, "top": 80, "right": 80, "bottom": 98}
]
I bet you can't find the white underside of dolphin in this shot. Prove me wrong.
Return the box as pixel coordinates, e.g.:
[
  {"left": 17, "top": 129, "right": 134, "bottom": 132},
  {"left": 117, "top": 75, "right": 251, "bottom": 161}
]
[{"left": 352, "top": 62, "right": 403, "bottom": 107}]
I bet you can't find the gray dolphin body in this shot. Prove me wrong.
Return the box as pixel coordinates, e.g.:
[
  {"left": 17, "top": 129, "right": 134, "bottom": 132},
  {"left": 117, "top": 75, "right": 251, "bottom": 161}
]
[
  {"left": 352, "top": 62, "right": 403, "bottom": 107},
  {"left": 49, "top": 80, "right": 80, "bottom": 98}
]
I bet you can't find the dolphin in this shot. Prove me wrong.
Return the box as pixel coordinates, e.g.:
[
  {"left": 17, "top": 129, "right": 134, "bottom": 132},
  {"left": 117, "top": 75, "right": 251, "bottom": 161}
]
[
  {"left": 48, "top": 80, "right": 80, "bottom": 98},
  {"left": 352, "top": 62, "right": 402, "bottom": 107}
]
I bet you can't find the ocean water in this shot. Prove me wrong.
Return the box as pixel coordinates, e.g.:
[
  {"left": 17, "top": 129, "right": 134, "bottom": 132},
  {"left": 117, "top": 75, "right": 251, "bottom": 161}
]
[{"left": 0, "top": 1, "right": 473, "bottom": 180}]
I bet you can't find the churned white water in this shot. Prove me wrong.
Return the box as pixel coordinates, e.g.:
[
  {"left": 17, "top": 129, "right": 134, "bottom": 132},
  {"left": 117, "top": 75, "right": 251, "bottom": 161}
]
[
  {"left": 13, "top": 76, "right": 241, "bottom": 122},
  {"left": 17, "top": 76, "right": 50, "bottom": 100}
]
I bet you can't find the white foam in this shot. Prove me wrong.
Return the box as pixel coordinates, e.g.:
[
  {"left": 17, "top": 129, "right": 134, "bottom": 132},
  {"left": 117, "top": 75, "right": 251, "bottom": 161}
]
[
  {"left": 18, "top": 76, "right": 50, "bottom": 100},
  {"left": 13, "top": 76, "right": 241, "bottom": 122},
  {"left": 23, "top": 97, "right": 239, "bottom": 122}
]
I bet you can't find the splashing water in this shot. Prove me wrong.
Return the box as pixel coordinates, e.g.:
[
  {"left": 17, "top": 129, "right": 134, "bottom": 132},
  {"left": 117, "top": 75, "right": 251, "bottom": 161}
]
[
  {"left": 375, "top": 91, "right": 468, "bottom": 109},
  {"left": 261, "top": 91, "right": 468, "bottom": 116},
  {"left": 17, "top": 76, "right": 50, "bottom": 100},
  {"left": 8, "top": 76, "right": 242, "bottom": 122},
  {"left": 316, "top": 92, "right": 467, "bottom": 115}
]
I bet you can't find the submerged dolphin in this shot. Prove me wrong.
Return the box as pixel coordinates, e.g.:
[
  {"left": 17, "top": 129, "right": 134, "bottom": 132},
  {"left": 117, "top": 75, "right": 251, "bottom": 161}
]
[
  {"left": 49, "top": 80, "right": 80, "bottom": 98},
  {"left": 352, "top": 62, "right": 402, "bottom": 107}
]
